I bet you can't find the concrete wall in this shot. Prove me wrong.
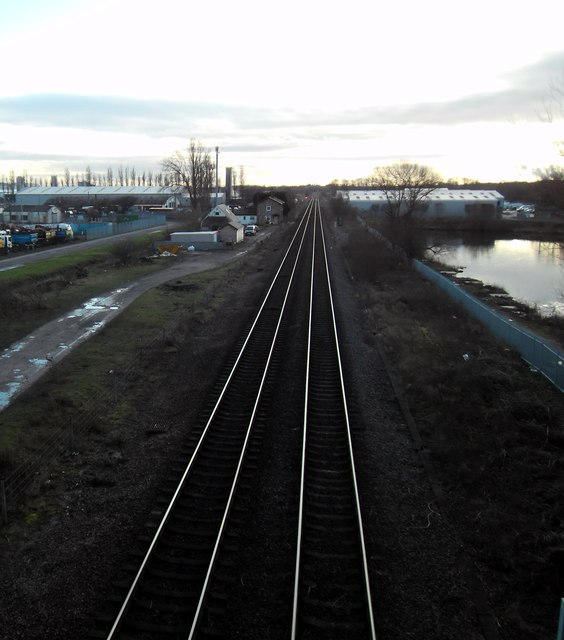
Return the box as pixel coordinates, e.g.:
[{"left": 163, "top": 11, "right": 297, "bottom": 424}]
[{"left": 171, "top": 231, "right": 219, "bottom": 244}]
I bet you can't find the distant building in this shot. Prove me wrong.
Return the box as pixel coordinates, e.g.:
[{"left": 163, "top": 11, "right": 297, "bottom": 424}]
[
  {"left": 232, "top": 207, "right": 257, "bottom": 226},
  {"left": 170, "top": 230, "right": 219, "bottom": 251},
  {"left": 340, "top": 189, "right": 505, "bottom": 218},
  {"left": 15, "top": 185, "right": 186, "bottom": 208},
  {"left": 201, "top": 204, "right": 244, "bottom": 244},
  {"left": 257, "top": 196, "right": 284, "bottom": 225},
  {"left": 1, "top": 205, "right": 64, "bottom": 225},
  {"left": 225, "top": 167, "right": 233, "bottom": 201}
]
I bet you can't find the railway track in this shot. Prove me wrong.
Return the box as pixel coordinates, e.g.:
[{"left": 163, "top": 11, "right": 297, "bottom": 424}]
[{"left": 90, "top": 199, "right": 376, "bottom": 639}]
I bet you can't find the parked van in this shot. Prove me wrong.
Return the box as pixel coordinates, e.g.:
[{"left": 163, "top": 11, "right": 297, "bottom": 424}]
[{"left": 244, "top": 225, "right": 257, "bottom": 236}]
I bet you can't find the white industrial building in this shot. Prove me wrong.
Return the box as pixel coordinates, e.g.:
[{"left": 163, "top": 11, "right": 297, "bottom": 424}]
[
  {"left": 14, "top": 186, "right": 189, "bottom": 208},
  {"left": 0, "top": 204, "right": 64, "bottom": 224},
  {"left": 340, "top": 189, "right": 505, "bottom": 217}
]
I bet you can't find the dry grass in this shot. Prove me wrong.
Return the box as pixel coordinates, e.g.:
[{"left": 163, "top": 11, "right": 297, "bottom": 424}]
[{"left": 339, "top": 217, "right": 564, "bottom": 637}]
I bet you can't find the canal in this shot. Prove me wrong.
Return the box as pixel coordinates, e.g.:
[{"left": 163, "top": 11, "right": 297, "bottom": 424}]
[{"left": 426, "top": 237, "right": 564, "bottom": 316}]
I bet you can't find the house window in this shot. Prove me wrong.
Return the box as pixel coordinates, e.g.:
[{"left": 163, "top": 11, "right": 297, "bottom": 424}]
[{"left": 266, "top": 205, "right": 272, "bottom": 212}]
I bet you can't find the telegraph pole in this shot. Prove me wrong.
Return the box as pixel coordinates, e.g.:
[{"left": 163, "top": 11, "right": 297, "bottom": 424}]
[{"left": 215, "top": 146, "right": 219, "bottom": 207}]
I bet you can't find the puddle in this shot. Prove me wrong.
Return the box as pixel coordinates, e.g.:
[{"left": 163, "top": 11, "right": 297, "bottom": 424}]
[
  {"left": 0, "top": 284, "right": 132, "bottom": 413},
  {"left": 66, "top": 287, "right": 130, "bottom": 319},
  {"left": 0, "top": 382, "right": 23, "bottom": 408},
  {"left": 1, "top": 338, "right": 32, "bottom": 358}
]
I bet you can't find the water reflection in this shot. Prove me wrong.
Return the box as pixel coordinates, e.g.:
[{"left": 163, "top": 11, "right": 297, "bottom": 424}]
[{"left": 426, "top": 237, "right": 564, "bottom": 316}]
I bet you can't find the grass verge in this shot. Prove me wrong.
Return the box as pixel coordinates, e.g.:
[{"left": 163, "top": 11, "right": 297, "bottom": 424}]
[
  {"left": 340, "top": 220, "right": 564, "bottom": 637},
  {"left": 0, "top": 233, "right": 174, "bottom": 350},
  {"left": 0, "top": 242, "right": 265, "bottom": 468}
]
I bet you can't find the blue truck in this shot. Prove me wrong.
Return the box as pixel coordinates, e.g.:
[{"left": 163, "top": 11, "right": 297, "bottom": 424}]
[{"left": 11, "top": 231, "right": 39, "bottom": 250}]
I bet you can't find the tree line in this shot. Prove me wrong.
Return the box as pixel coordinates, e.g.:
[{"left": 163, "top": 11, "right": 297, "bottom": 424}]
[
  {"left": 1, "top": 139, "right": 248, "bottom": 218},
  {"left": 0, "top": 166, "right": 174, "bottom": 193}
]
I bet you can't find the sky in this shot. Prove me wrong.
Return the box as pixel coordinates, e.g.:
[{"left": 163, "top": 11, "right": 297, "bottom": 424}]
[{"left": 0, "top": 0, "right": 563, "bottom": 187}]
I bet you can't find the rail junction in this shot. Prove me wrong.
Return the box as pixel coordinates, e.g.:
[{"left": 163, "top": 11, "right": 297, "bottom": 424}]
[{"left": 89, "top": 199, "right": 376, "bottom": 639}]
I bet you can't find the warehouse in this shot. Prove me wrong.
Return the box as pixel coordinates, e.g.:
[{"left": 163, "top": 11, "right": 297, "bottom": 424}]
[
  {"left": 341, "top": 189, "right": 505, "bottom": 218},
  {"left": 14, "top": 185, "right": 188, "bottom": 209}
]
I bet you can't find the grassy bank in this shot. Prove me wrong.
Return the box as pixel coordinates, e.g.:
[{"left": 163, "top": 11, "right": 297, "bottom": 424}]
[
  {"left": 339, "top": 216, "right": 564, "bottom": 638},
  {"left": 0, "top": 233, "right": 174, "bottom": 350},
  {"left": 0, "top": 239, "right": 272, "bottom": 489}
]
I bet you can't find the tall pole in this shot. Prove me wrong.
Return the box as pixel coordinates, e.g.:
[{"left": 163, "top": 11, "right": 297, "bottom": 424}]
[{"left": 215, "top": 146, "right": 219, "bottom": 207}]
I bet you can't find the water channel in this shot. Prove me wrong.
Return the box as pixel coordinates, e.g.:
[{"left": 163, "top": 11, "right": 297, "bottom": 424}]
[{"left": 425, "top": 237, "right": 564, "bottom": 317}]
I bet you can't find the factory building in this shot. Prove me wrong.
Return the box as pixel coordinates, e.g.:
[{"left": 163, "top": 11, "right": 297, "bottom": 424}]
[{"left": 341, "top": 189, "right": 505, "bottom": 218}]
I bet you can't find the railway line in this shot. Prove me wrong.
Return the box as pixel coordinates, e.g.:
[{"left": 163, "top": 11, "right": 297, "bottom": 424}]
[{"left": 90, "top": 199, "right": 376, "bottom": 639}]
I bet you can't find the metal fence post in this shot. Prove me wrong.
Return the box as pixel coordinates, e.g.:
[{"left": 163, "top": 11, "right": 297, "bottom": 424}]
[{"left": 1, "top": 480, "right": 7, "bottom": 526}]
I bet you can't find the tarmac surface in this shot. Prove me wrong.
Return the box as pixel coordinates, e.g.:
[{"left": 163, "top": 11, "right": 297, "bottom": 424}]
[{"left": 0, "top": 245, "right": 249, "bottom": 413}]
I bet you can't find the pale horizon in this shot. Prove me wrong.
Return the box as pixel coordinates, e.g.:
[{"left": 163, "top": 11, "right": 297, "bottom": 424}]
[{"left": 1, "top": 0, "right": 563, "bottom": 186}]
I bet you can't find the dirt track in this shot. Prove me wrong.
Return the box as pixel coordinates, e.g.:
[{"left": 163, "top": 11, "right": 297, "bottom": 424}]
[{"left": 0, "top": 246, "right": 249, "bottom": 411}]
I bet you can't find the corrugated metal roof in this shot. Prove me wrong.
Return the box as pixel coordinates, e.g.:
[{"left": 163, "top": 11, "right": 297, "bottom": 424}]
[
  {"left": 16, "top": 186, "right": 181, "bottom": 196},
  {"left": 344, "top": 189, "right": 504, "bottom": 201}
]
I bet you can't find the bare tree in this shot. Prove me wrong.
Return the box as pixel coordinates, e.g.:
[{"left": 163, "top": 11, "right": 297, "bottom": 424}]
[
  {"left": 162, "top": 139, "right": 214, "bottom": 215},
  {"left": 237, "top": 165, "right": 247, "bottom": 201},
  {"left": 371, "top": 162, "right": 442, "bottom": 219},
  {"left": 541, "top": 72, "right": 564, "bottom": 126},
  {"left": 533, "top": 165, "right": 564, "bottom": 181},
  {"left": 533, "top": 74, "right": 564, "bottom": 182},
  {"left": 542, "top": 72, "right": 564, "bottom": 157}
]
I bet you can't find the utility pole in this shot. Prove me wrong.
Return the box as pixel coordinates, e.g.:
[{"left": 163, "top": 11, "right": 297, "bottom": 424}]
[{"left": 214, "top": 146, "right": 219, "bottom": 207}]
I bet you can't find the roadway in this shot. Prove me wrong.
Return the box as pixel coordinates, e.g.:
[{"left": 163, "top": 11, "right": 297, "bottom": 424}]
[{"left": 0, "top": 224, "right": 171, "bottom": 271}]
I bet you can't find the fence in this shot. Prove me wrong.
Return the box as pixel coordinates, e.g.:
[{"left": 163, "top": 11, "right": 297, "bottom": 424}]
[
  {"left": 359, "top": 215, "right": 564, "bottom": 392},
  {"left": 413, "top": 259, "right": 564, "bottom": 392},
  {"left": 70, "top": 214, "right": 167, "bottom": 240}
]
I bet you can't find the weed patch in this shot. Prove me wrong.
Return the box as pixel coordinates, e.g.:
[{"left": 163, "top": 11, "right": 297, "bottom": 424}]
[{"left": 341, "top": 215, "right": 564, "bottom": 634}]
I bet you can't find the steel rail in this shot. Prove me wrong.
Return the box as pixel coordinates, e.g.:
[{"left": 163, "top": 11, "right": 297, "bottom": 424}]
[
  {"left": 291, "top": 198, "right": 317, "bottom": 639},
  {"left": 319, "top": 201, "right": 377, "bottom": 640},
  {"left": 291, "top": 198, "right": 377, "bottom": 640},
  {"left": 104, "top": 201, "right": 316, "bottom": 640},
  {"left": 186, "top": 203, "right": 315, "bottom": 640}
]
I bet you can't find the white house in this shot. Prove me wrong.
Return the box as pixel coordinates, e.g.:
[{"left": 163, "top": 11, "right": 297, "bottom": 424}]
[
  {"left": 231, "top": 207, "right": 257, "bottom": 226},
  {"left": 201, "top": 204, "right": 244, "bottom": 244}
]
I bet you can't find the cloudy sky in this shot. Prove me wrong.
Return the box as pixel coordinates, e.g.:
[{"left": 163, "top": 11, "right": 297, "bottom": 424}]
[{"left": 1, "top": 0, "right": 563, "bottom": 186}]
